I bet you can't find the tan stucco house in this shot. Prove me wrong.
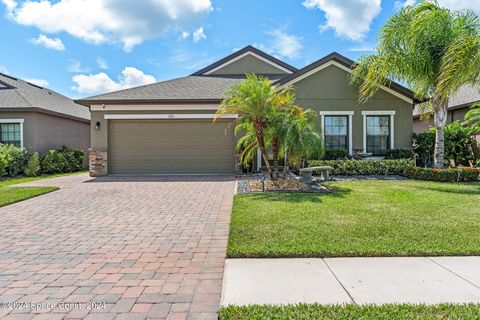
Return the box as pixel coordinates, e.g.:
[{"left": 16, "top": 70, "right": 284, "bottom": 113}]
[
  {"left": 0, "top": 73, "right": 90, "bottom": 154},
  {"left": 76, "top": 46, "right": 416, "bottom": 176}
]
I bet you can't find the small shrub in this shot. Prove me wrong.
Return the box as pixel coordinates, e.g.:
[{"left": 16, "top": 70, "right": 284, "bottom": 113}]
[
  {"left": 385, "top": 148, "right": 413, "bottom": 159},
  {"left": 41, "top": 147, "right": 84, "bottom": 174},
  {"left": 24, "top": 152, "right": 40, "bottom": 177},
  {"left": 0, "top": 144, "right": 30, "bottom": 177},
  {"left": 307, "top": 159, "right": 415, "bottom": 175},
  {"left": 403, "top": 167, "right": 480, "bottom": 182},
  {"left": 323, "top": 149, "right": 348, "bottom": 160}
]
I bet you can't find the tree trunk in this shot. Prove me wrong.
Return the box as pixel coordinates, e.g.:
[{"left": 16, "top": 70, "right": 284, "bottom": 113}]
[
  {"left": 271, "top": 138, "right": 280, "bottom": 179},
  {"left": 254, "top": 121, "right": 273, "bottom": 178},
  {"left": 283, "top": 148, "right": 289, "bottom": 177},
  {"left": 432, "top": 95, "right": 448, "bottom": 168}
]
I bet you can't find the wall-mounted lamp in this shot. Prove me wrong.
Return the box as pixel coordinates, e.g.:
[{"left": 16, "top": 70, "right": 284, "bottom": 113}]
[{"left": 95, "top": 121, "right": 101, "bottom": 130}]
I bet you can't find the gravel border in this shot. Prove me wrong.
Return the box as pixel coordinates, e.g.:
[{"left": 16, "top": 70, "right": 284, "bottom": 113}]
[{"left": 236, "top": 179, "right": 329, "bottom": 194}]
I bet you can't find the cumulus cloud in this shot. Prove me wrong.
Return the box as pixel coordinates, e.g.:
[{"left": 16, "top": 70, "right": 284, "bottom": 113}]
[
  {"left": 302, "top": 0, "right": 381, "bottom": 41},
  {"left": 30, "top": 34, "right": 65, "bottom": 51},
  {"left": 4, "top": 0, "right": 212, "bottom": 51},
  {"left": 0, "top": 66, "right": 8, "bottom": 74},
  {"left": 25, "top": 78, "right": 49, "bottom": 87},
  {"left": 181, "top": 31, "right": 190, "bottom": 39},
  {"left": 72, "top": 67, "right": 156, "bottom": 94},
  {"left": 192, "top": 27, "right": 206, "bottom": 42},
  {"left": 348, "top": 45, "right": 376, "bottom": 52}
]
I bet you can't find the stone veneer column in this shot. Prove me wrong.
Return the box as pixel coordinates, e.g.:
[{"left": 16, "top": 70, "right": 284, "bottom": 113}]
[{"left": 89, "top": 148, "right": 108, "bottom": 177}]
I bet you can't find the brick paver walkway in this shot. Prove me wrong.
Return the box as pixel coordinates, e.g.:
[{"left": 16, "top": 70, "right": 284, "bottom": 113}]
[{"left": 0, "top": 174, "right": 235, "bottom": 320}]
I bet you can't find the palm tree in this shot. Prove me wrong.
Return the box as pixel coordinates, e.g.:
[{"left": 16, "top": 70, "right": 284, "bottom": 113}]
[
  {"left": 351, "top": 1, "right": 480, "bottom": 168},
  {"left": 464, "top": 104, "right": 480, "bottom": 134},
  {"left": 215, "top": 74, "right": 278, "bottom": 178}
]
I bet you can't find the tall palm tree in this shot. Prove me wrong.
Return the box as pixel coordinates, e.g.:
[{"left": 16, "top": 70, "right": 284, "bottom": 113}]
[
  {"left": 214, "top": 74, "right": 278, "bottom": 178},
  {"left": 351, "top": 1, "right": 480, "bottom": 168}
]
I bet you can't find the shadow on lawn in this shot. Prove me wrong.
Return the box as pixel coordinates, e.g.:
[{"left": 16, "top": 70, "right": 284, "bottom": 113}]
[
  {"left": 243, "top": 185, "right": 352, "bottom": 203},
  {"left": 411, "top": 183, "right": 480, "bottom": 195}
]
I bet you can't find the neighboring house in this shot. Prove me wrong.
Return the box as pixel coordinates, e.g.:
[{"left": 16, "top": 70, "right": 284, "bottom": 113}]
[
  {"left": 76, "top": 45, "right": 417, "bottom": 176},
  {"left": 0, "top": 73, "right": 90, "bottom": 154},
  {"left": 413, "top": 85, "right": 480, "bottom": 133}
]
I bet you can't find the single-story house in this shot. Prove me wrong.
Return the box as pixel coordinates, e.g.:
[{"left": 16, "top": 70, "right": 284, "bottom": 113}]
[
  {"left": 0, "top": 72, "right": 90, "bottom": 153},
  {"left": 413, "top": 85, "right": 480, "bottom": 133},
  {"left": 76, "top": 45, "right": 417, "bottom": 176}
]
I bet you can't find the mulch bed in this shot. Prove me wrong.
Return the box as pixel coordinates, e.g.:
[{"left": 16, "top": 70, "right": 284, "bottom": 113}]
[{"left": 237, "top": 178, "right": 328, "bottom": 194}]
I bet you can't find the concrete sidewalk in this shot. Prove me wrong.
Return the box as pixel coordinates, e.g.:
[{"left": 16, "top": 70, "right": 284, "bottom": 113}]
[{"left": 221, "top": 257, "right": 480, "bottom": 306}]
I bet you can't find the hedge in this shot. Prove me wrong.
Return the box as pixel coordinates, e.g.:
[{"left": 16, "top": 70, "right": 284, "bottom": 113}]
[
  {"left": 0, "top": 144, "right": 84, "bottom": 178},
  {"left": 307, "top": 159, "right": 415, "bottom": 175},
  {"left": 403, "top": 167, "right": 480, "bottom": 182}
]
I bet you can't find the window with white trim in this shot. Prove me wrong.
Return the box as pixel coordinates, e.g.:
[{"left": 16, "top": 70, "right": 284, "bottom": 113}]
[
  {"left": 324, "top": 115, "right": 349, "bottom": 152},
  {"left": 0, "top": 123, "right": 22, "bottom": 147},
  {"left": 366, "top": 115, "right": 390, "bottom": 156}
]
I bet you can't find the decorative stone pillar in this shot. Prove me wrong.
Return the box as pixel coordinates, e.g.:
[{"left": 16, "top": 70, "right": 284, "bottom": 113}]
[{"left": 89, "top": 148, "right": 108, "bottom": 177}]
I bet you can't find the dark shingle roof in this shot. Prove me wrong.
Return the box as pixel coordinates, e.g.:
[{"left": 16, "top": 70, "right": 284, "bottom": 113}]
[
  {"left": 76, "top": 76, "right": 244, "bottom": 105},
  {"left": 0, "top": 73, "right": 89, "bottom": 121}
]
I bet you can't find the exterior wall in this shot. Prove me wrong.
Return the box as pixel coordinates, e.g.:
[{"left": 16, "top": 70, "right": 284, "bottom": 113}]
[
  {"left": 0, "top": 111, "right": 90, "bottom": 153},
  {"left": 209, "top": 54, "right": 289, "bottom": 75},
  {"left": 413, "top": 107, "right": 470, "bottom": 134},
  {"left": 292, "top": 65, "right": 414, "bottom": 152}
]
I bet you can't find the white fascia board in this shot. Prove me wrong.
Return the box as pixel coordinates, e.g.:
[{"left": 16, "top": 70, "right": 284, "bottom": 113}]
[
  {"left": 203, "top": 51, "right": 293, "bottom": 75},
  {"left": 0, "top": 119, "right": 24, "bottom": 123},
  {"left": 91, "top": 104, "right": 219, "bottom": 111},
  {"left": 104, "top": 114, "right": 238, "bottom": 120},
  {"left": 279, "top": 60, "right": 414, "bottom": 104}
]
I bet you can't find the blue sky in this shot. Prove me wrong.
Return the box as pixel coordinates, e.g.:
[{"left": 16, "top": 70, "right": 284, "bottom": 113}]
[{"left": 0, "top": 0, "right": 478, "bottom": 99}]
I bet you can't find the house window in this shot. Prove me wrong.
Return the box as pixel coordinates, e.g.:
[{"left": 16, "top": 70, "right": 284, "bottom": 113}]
[
  {"left": 0, "top": 121, "right": 23, "bottom": 148},
  {"left": 324, "top": 116, "right": 348, "bottom": 151},
  {"left": 366, "top": 116, "right": 390, "bottom": 156}
]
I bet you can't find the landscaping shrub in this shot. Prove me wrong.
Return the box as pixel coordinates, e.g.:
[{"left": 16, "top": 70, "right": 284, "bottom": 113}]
[
  {"left": 24, "top": 152, "right": 40, "bottom": 177},
  {"left": 0, "top": 144, "right": 30, "bottom": 177},
  {"left": 413, "top": 121, "right": 476, "bottom": 167},
  {"left": 322, "top": 149, "right": 349, "bottom": 160},
  {"left": 403, "top": 167, "right": 480, "bottom": 182},
  {"left": 385, "top": 148, "right": 413, "bottom": 160},
  {"left": 307, "top": 159, "right": 415, "bottom": 175},
  {"left": 41, "top": 146, "right": 84, "bottom": 174}
]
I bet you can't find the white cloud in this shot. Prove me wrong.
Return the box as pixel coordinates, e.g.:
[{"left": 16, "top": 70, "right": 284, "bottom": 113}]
[
  {"left": 96, "top": 57, "right": 108, "bottom": 70},
  {"left": 169, "top": 49, "right": 214, "bottom": 70},
  {"left": 24, "top": 78, "right": 49, "bottom": 87},
  {"left": 394, "top": 0, "right": 416, "bottom": 11},
  {"left": 72, "top": 67, "right": 156, "bottom": 94},
  {"left": 181, "top": 31, "right": 190, "bottom": 39},
  {"left": 192, "top": 27, "right": 206, "bottom": 42},
  {"left": 254, "top": 29, "right": 303, "bottom": 60},
  {"left": 30, "top": 34, "right": 65, "bottom": 51},
  {"left": 4, "top": 0, "right": 212, "bottom": 51},
  {"left": 68, "top": 59, "right": 90, "bottom": 73},
  {"left": 302, "top": 0, "right": 381, "bottom": 41}
]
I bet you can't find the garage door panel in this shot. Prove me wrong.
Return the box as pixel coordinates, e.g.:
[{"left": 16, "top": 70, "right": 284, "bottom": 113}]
[{"left": 108, "top": 120, "right": 235, "bottom": 174}]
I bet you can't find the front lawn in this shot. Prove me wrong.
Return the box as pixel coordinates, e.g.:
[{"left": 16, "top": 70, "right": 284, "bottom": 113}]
[
  {"left": 220, "top": 304, "right": 480, "bottom": 320},
  {"left": 0, "top": 186, "right": 58, "bottom": 207},
  {"left": 228, "top": 180, "right": 480, "bottom": 257},
  {"left": 0, "top": 171, "right": 86, "bottom": 187}
]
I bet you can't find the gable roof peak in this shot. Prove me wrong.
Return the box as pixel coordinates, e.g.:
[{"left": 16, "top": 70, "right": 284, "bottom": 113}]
[{"left": 191, "top": 45, "right": 298, "bottom": 76}]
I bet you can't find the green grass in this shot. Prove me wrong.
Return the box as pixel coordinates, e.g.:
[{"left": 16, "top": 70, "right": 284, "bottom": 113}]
[
  {"left": 219, "top": 304, "right": 480, "bottom": 320},
  {"left": 0, "top": 186, "right": 58, "bottom": 207},
  {"left": 0, "top": 171, "right": 86, "bottom": 187},
  {"left": 228, "top": 180, "right": 480, "bottom": 257}
]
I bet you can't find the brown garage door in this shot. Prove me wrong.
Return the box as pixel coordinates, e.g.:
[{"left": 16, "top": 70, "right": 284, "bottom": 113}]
[{"left": 109, "top": 120, "right": 235, "bottom": 174}]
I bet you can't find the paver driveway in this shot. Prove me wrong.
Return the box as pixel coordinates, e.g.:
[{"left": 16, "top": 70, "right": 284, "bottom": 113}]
[{"left": 0, "top": 173, "right": 235, "bottom": 320}]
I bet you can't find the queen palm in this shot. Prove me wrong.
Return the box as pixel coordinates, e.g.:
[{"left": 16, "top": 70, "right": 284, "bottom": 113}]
[
  {"left": 351, "top": 1, "right": 480, "bottom": 168},
  {"left": 464, "top": 104, "right": 480, "bottom": 134},
  {"left": 214, "top": 74, "right": 278, "bottom": 178}
]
